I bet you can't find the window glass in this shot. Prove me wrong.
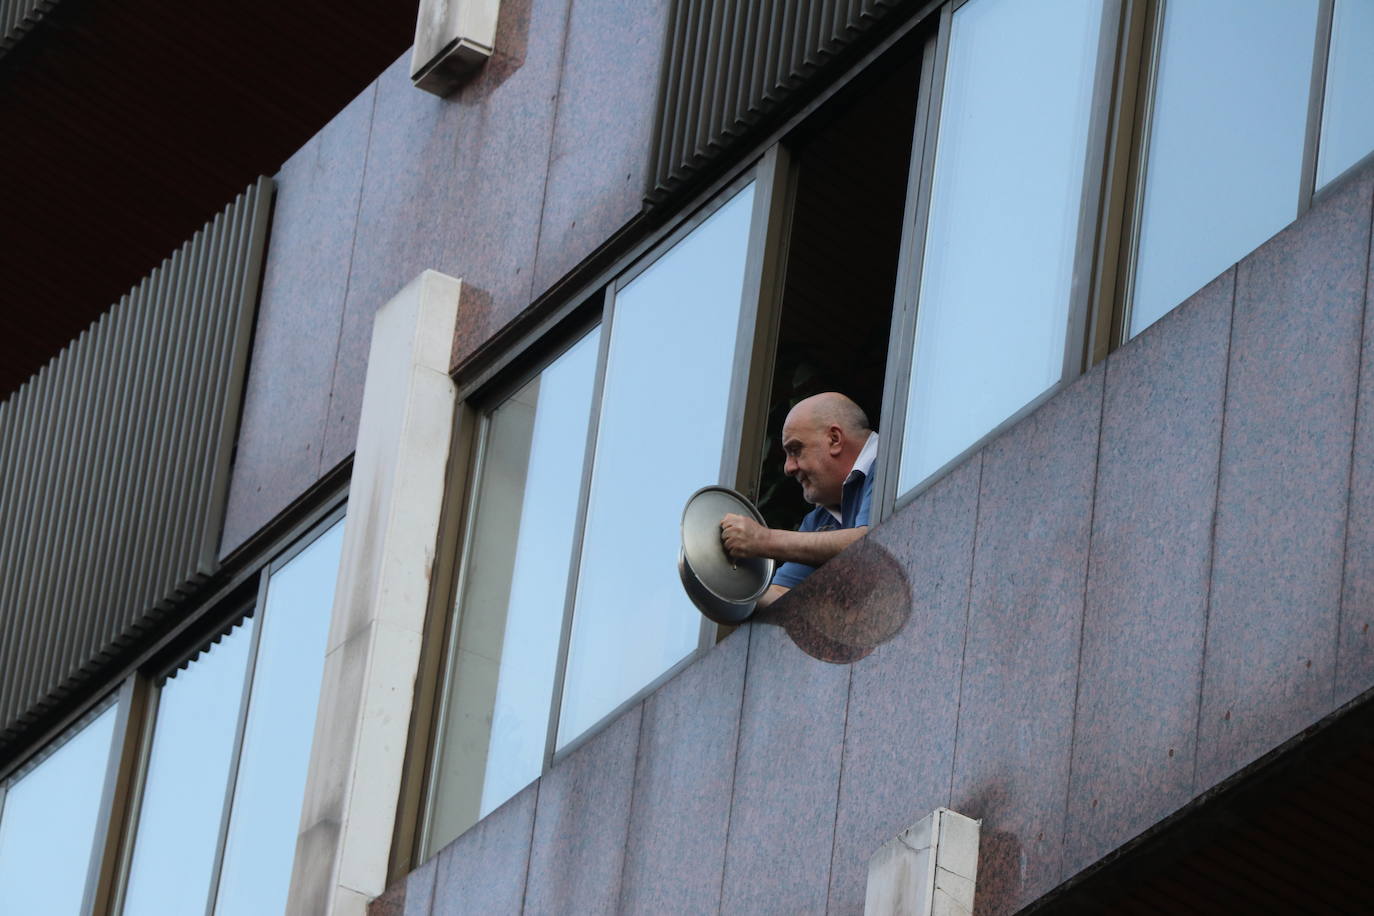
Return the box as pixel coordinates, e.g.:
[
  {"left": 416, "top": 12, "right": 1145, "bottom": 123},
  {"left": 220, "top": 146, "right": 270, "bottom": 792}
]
[
  {"left": 0, "top": 704, "right": 117, "bottom": 915},
  {"left": 898, "top": 0, "right": 1105, "bottom": 493},
  {"left": 427, "top": 328, "right": 600, "bottom": 855},
  {"left": 213, "top": 518, "right": 345, "bottom": 916},
  {"left": 1316, "top": 0, "right": 1374, "bottom": 189},
  {"left": 558, "top": 182, "right": 756, "bottom": 746},
  {"left": 1130, "top": 0, "right": 1319, "bottom": 336},
  {"left": 121, "top": 619, "right": 255, "bottom": 916}
]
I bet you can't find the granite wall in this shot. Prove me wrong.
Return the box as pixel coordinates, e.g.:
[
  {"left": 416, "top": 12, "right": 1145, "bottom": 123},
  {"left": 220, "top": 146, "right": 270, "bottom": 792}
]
[
  {"left": 220, "top": 0, "right": 671, "bottom": 556},
  {"left": 370, "top": 163, "right": 1374, "bottom": 915}
]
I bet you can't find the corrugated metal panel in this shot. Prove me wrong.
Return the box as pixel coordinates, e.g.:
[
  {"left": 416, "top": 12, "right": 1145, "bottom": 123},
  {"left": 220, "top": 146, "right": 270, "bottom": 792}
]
[
  {"left": 0, "top": 0, "right": 56, "bottom": 57},
  {"left": 0, "top": 177, "right": 272, "bottom": 749},
  {"left": 650, "top": 0, "right": 908, "bottom": 202}
]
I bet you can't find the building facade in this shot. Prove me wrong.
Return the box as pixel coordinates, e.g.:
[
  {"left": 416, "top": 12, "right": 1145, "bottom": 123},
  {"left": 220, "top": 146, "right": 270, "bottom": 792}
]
[{"left": 2, "top": 0, "right": 1374, "bottom": 913}]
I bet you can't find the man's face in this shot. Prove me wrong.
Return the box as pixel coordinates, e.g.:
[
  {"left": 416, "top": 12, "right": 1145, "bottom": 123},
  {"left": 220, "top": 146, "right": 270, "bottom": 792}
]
[{"left": 781, "top": 413, "right": 844, "bottom": 508}]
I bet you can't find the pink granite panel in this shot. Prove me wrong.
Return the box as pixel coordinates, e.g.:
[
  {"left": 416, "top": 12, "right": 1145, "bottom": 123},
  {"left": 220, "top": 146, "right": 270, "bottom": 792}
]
[
  {"left": 431, "top": 782, "right": 537, "bottom": 916},
  {"left": 524, "top": 707, "right": 641, "bottom": 915},
  {"left": 948, "top": 365, "right": 1104, "bottom": 916},
  {"left": 530, "top": 0, "right": 671, "bottom": 298},
  {"left": 1196, "top": 172, "right": 1373, "bottom": 790},
  {"left": 402, "top": 851, "right": 438, "bottom": 916},
  {"left": 619, "top": 630, "right": 749, "bottom": 915},
  {"left": 323, "top": 0, "right": 571, "bottom": 469},
  {"left": 825, "top": 454, "right": 981, "bottom": 915},
  {"left": 1336, "top": 172, "right": 1374, "bottom": 705},
  {"left": 219, "top": 86, "right": 373, "bottom": 555},
  {"left": 1063, "top": 269, "right": 1234, "bottom": 878},
  {"left": 369, "top": 880, "right": 405, "bottom": 916},
  {"left": 718, "top": 623, "right": 850, "bottom": 915}
]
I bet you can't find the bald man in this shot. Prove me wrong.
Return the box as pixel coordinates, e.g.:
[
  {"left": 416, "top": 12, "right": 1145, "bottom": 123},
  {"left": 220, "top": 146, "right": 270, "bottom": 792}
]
[{"left": 720, "top": 392, "right": 878, "bottom": 608}]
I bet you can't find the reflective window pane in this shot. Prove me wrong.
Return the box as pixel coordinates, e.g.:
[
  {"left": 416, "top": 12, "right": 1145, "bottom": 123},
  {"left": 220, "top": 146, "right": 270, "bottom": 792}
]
[
  {"left": 0, "top": 704, "right": 117, "bottom": 915},
  {"left": 427, "top": 328, "right": 600, "bottom": 855},
  {"left": 1130, "top": 0, "right": 1319, "bottom": 336},
  {"left": 121, "top": 619, "right": 255, "bottom": 916},
  {"left": 558, "top": 182, "right": 756, "bottom": 745},
  {"left": 214, "top": 518, "right": 346, "bottom": 916},
  {"left": 1316, "top": 0, "right": 1374, "bottom": 189},
  {"left": 898, "top": 0, "right": 1104, "bottom": 492}
]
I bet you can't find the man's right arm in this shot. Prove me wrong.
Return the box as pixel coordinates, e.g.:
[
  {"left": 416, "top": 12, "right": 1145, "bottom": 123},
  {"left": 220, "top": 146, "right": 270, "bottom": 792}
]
[
  {"left": 756, "top": 583, "right": 789, "bottom": 608},
  {"left": 720, "top": 512, "right": 867, "bottom": 567}
]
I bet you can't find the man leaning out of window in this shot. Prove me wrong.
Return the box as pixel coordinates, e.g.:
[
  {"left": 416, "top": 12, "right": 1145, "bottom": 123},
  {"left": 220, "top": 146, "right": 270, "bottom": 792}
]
[{"left": 720, "top": 392, "right": 877, "bottom": 608}]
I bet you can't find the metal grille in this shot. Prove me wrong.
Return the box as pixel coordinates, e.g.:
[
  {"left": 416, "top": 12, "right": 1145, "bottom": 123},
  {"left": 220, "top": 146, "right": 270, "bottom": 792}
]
[
  {"left": 0, "top": 0, "right": 55, "bottom": 57},
  {"left": 0, "top": 177, "right": 273, "bottom": 748},
  {"left": 650, "top": 0, "right": 908, "bottom": 202}
]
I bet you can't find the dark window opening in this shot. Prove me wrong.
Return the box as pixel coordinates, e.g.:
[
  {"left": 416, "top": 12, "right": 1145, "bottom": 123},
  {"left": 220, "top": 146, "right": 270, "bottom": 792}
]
[{"left": 754, "top": 53, "right": 922, "bottom": 533}]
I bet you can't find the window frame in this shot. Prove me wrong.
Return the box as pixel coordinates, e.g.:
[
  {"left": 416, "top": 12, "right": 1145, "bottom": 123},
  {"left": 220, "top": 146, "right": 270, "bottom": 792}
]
[
  {"left": 880, "top": 0, "right": 1355, "bottom": 512},
  {"left": 1111, "top": 0, "right": 1339, "bottom": 344},
  {"left": 414, "top": 148, "right": 794, "bottom": 863},
  {"left": 880, "top": 0, "right": 1127, "bottom": 513},
  {"left": 201, "top": 506, "right": 346, "bottom": 916},
  {"left": 0, "top": 490, "right": 351, "bottom": 916},
  {"left": 0, "top": 687, "right": 131, "bottom": 916}
]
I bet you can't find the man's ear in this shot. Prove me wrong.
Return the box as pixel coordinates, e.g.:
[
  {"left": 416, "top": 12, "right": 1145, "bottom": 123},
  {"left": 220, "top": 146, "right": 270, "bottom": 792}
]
[{"left": 827, "top": 425, "right": 843, "bottom": 456}]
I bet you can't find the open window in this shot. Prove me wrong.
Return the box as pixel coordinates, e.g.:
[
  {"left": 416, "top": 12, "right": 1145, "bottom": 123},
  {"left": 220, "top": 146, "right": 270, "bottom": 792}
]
[
  {"left": 749, "top": 51, "right": 922, "bottom": 534},
  {"left": 421, "top": 160, "right": 791, "bottom": 859},
  {"left": 418, "top": 29, "right": 935, "bottom": 864}
]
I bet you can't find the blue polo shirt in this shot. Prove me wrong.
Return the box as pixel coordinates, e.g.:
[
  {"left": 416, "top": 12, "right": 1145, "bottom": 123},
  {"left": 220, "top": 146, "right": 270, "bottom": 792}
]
[{"left": 771, "top": 434, "right": 878, "bottom": 590}]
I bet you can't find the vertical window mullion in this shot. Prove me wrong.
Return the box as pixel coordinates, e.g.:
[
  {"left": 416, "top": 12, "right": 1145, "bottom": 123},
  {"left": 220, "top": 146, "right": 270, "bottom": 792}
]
[
  {"left": 719, "top": 150, "right": 787, "bottom": 503},
  {"left": 876, "top": 16, "right": 949, "bottom": 523},
  {"left": 1113, "top": 0, "right": 1167, "bottom": 347},
  {"left": 712, "top": 149, "right": 791, "bottom": 650},
  {"left": 416, "top": 413, "right": 491, "bottom": 859},
  {"left": 1299, "top": 0, "right": 1337, "bottom": 214},
  {"left": 82, "top": 675, "right": 150, "bottom": 916},
  {"left": 107, "top": 680, "right": 161, "bottom": 916},
  {"left": 542, "top": 295, "right": 617, "bottom": 776},
  {"left": 202, "top": 574, "right": 271, "bottom": 916},
  {"left": 1062, "top": 0, "right": 1129, "bottom": 380},
  {"left": 1086, "top": 0, "right": 1152, "bottom": 361}
]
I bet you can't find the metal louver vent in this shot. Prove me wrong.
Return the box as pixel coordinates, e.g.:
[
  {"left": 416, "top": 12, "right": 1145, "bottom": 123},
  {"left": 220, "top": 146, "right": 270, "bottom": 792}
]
[
  {"left": 0, "top": 177, "right": 273, "bottom": 749},
  {"left": 0, "top": 0, "right": 56, "bottom": 57},
  {"left": 650, "top": 0, "right": 906, "bottom": 202}
]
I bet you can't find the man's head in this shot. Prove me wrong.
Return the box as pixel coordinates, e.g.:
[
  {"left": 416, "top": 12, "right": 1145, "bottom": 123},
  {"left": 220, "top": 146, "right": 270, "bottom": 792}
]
[{"left": 780, "top": 392, "right": 871, "bottom": 509}]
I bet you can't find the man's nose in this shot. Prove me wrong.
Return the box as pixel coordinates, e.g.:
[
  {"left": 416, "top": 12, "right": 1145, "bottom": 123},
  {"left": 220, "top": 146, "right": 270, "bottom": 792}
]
[{"left": 784, "top": 455, "right": 797, "bottom": 476}]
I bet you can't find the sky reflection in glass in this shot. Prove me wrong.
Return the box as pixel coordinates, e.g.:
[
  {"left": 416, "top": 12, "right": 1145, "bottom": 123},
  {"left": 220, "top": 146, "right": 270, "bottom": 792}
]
[
  {"left": 1130, "top": 0, "right": 1318, "bottom": 336},
  {"left": 0, "top": 705, "right": 116, "bottom": 916},
  {"left": 214, "top": 518, "right": 345, "bottom": 916},
  {"left": 899, "top": 0, "right": 1103, "bottom": 493},
  {"left": 1316, "top": 0, "right": 1374, "bottom": 189},
  {"left": 558, "top": 182, "right": 755, "bottom": 746},
  {"left": 480, "top": 331, "right": 600, "bottom": 810},
  {"left": 122, "top": 619, "right": 255, "bottom": 915},
  {"left": 428, "top": 329, "right": 601, "bottom": 853}
]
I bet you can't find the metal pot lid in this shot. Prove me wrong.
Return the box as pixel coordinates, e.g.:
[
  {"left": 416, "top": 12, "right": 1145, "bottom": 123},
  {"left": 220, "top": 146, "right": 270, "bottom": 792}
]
[{"left": 680, "top": 486, "right": 774, "bottom": 606}]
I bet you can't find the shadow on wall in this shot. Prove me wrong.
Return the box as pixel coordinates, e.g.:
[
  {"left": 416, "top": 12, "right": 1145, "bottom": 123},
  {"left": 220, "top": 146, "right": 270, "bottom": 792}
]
[
  {"left": 949, "top": 781, "right": 1026, "bottom": 915},
  {"left": 754, "top": 536, "right": 911, "bottom": 663},
  {"left": 458, "top": 0, "right": 533, "bottom": 98}
]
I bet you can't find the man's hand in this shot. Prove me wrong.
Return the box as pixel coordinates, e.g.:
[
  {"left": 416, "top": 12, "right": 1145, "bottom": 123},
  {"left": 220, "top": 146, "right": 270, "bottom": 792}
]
[
  {"left": 720, "top": 513, "right": 772, "bottom": 560},
  {"left": 720, "top": 514, "right": 869, "bottom": 567}
]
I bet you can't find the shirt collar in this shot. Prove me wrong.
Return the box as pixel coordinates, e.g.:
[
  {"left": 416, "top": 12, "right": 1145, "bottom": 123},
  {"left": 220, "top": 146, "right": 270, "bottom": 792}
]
[
  {"left": 846, "top": 431, "right": 879, "bottom": 484},
  {"left": 825, "top": 431, "right": 879, "bottom": 522}
]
